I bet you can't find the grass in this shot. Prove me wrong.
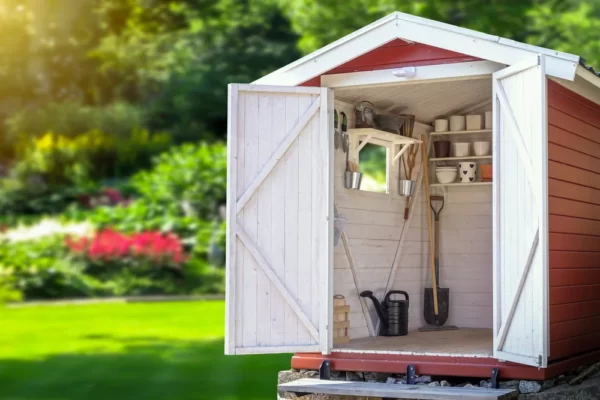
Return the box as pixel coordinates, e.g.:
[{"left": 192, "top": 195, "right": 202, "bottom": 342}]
[{"left": 0, "top": 301, "right": 290, "bottom": 400}]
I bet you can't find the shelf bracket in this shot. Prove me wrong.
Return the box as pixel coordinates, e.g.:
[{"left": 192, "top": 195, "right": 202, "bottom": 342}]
[
  {"left": 392, "top": 144, "right": 412, "bottom": 165},
  {"left": 355, "top": 134, "right": 373, "bottom": 153}
]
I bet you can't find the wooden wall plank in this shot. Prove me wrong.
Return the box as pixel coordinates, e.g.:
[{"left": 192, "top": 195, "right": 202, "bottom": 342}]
[
  {"left": 549, "top": 233, "right": 600, "bottom": 251},
  {"left": 550, "top": 285, "right": 600, "bottom": 305},
  {"left": 550, "top": 215, "right": 600, "bottom": 236},
  {"left": 326, "top": 41, "right": 478, "bottom": 74},
  {"left": 550, "top": 332, "right": 600, "bottom": 360},
  {"left": 548, "top": 83, "right": 600, "bottom": 359},
  {"left": 550, "top": 300, "right": 600, "bottom": 323},
  {"left": 549, "top": 251, "right": 600, "bottom": 269},
  {"left": 550, "top": 269, "right": 600, "bottom": 286},
  {"left": 549, "top": 125, "right": 600, "bottom": 158},
  {"left": 550, "top": 316, "right": 600, "bottom": 342}
]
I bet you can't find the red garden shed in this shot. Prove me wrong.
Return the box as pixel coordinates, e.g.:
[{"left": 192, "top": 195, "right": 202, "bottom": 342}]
[{"left": 225, "top": 11, "right": 600, "bottom": 383}]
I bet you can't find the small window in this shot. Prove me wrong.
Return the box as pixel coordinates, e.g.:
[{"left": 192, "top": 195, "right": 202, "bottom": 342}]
[{"left": 358, "top": 143, "right": 388, "bottom": 193}]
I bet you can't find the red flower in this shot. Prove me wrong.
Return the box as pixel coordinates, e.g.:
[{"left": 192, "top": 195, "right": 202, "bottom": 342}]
[{"left": 65, "top": 229, "right": 188, "bottom": 266}]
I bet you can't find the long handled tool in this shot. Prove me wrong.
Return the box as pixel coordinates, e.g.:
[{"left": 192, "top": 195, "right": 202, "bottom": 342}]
[
  {"left": 420, "top": 137, "right": 457, "bottom": 331},
  {"left": 421, "top": 137, "right": 440, "bottom": 323}
]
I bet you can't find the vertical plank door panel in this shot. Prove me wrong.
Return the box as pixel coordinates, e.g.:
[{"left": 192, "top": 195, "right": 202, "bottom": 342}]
[{"left": 225, "top": 84, "right": 333, "bottom": 355}]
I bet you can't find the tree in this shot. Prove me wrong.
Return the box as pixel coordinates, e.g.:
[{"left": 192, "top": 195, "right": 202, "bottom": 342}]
[
  {"left": 280, "top": 0, "right": 534, "bottom": 54},
  {"left": 91, "top": 0, "right": 300, "bottom": 140},
  {"left": 528, "top": 0, "right": 600, "bottom": 68}
]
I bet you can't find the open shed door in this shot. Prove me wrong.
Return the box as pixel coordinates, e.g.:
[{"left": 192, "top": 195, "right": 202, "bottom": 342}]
[
  {"left": 225, "top": 84, "right": 334, "bottom": 355},
  {"left": 493, "top": 55, "right": 549, "bottom": 367}
]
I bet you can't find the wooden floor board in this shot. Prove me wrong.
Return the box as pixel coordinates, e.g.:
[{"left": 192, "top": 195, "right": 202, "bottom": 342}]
[
  {"left": 333, "top": 328, "right": 493, "bottom": 357},
  {"left": 279, "top": 379, "right": 517, "bottom": 399}
]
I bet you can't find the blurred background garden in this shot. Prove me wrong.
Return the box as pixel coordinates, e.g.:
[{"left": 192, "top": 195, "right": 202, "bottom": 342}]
[{"left": 0, "top": 0, "right": 599, "bottom": 399}]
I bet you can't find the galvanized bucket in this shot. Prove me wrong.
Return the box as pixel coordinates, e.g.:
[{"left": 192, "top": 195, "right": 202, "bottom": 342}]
[
  {"left": 344, "top": 171, "right": 362, "bottom": 189},
  {"left": 398, "top": 179, "right": 416, "bottom": 196}
]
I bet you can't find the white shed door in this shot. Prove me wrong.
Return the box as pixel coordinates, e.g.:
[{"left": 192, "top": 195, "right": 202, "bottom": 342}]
[
  {"left": 225, "top": 84, "right": 334, "bottom": 355},
  {"left": 493, "top": 55, "right": 549, "bottom": 367}
]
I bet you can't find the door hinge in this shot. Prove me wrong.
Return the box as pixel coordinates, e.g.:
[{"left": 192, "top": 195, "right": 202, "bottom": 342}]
[
  {"left": 537, "top": 55, "right": 541, "bottom": 66},
  {"left": 538, "top": 355, "right": 543, "bottom": 367}
]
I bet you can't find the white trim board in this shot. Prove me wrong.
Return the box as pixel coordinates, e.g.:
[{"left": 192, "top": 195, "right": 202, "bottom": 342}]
[
  {"left": 322, "top": 61, "right": 503, "bottom": 88},
  {"left": 254, "top": 12, "right": 579, "bottom": 86}
]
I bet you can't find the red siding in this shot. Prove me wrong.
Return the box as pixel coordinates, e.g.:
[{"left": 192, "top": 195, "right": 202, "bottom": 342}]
[
  {"left": 300, "top": 39, "right": 478, "bottom": 86},
  {"left": 548, "top": 80, "right": 600, "bottom": 361}
]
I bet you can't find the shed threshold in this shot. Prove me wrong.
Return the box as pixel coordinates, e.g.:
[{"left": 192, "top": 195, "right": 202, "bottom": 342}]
[
  {"left": 333, "top": 328, "right": 493, "bottom": 358},
  {"left": 279, "top": 379, "right": 517, "bottom": 399}
]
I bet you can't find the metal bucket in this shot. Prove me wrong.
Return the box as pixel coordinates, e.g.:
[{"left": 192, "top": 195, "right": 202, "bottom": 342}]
[
  {"left": 344, "top": 171, "right": 362, "bottom": 189},
  {"left": 398, "top": 179, "right": 416, "bottom": 196}
]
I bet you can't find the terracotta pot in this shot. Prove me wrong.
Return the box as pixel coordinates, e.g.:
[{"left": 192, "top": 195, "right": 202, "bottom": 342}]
[
  {"left": 433, "top": 140, "right": 451, "bottom": 158},
  {"left": 480, "top": 164, "right": 493, "bottom": 182}
]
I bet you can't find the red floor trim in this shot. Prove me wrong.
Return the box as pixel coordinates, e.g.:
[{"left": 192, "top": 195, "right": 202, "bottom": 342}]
[{"left": 291, "top": 352, "right": 546, "bottom": 380}]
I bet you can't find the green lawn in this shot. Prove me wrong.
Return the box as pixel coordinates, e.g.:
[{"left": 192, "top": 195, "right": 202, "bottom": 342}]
[{"left": 0, "top": 301, "right": 290, "bottom": 400}]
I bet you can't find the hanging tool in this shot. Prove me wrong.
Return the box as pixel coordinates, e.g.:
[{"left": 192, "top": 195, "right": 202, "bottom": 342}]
[{"left": 402, "top": 144, "right": 419, "bottom": 220}]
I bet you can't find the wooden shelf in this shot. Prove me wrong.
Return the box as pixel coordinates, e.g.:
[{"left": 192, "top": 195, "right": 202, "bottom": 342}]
[
  {"left": 348, "top": 128, "right": 422, "bottom": 145},
  {"left": 349, "top": 128, "right": 421, "bottom": 165},
  {"left": 431, "top": 182, "right": 492, "bottom": 187},
  {"left": 430, "top": 155, "right": 492, "bottom": 162},
  {"left": 429, "top": 129, "right": 492, "bottom": 136}
]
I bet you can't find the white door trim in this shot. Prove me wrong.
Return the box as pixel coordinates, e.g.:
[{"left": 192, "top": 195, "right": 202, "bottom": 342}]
[{"left": 322, "top": 61, "right": 504, "bottom": 89}]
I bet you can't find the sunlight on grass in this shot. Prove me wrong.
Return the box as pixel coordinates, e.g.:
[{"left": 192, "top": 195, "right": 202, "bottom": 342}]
[{"left": 0, "top": 301, "right": 290, "bottom": 400}]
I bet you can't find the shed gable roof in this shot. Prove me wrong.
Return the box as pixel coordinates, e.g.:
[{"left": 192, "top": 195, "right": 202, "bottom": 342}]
[{"left": 254, "top": 12, "right": 580, "bottom": 86}]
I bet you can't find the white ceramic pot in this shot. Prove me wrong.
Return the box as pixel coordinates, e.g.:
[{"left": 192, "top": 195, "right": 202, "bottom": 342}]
[
  {"left": 458, "top": 162, "right": 477, "bottom": 183},
  {"left": 453, "top": 142, "right": 470, "bottom": 157},
  {"left": 449, "top": 115, "right": 466, "bottom": 132},
  {"left": 466, "top": 115, "right": 483, "bottom": 130},
  {"left": 434, "top": 119, "right": 449, "bottom": 132},
  {"left": 473, "top": 141, "right": 491, "bottom": 156},
  {"left": 436, "top": 167, "right": 457, "bottom": 184},
  {"left": 485, "top": 111, "right": 493, "bottom": 129}
]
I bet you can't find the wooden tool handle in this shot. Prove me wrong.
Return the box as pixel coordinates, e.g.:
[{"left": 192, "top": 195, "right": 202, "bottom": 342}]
[{"left": 421, "top": 136, "right": 439, "bottom": 316}]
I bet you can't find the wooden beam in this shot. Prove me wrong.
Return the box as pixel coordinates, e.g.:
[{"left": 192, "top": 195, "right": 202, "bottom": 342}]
[
  {"left": 341, "top": 230, "right": 376, "bottom": 337},
  {"left": 494, "top": 80, "right": 538, "bottom": 196},
  {"left": 236, "top": 97, "right": 321, "bottom": 213},
  {"left": 225, "top": 84, "right": 239, "bottom": 355},
  {"left": 235, "top": 345, "right": 320, "bottom": 355},
  {"left": 322, "top": 61, "right": 503, "bottom": 89},
  {"left": 279, "top": 379, "right": 518, "bottom": 399},
  {"left": 236, "top": 227, "right": 320, "bottom": 341},
  {"left": 355, "top": 134, "right": 373, "bottom": 153},
  {"left": 496, "top": 229, "right": 539, "bottom": 351}
]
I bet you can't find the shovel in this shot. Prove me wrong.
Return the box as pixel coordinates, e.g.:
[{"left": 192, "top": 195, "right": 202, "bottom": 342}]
[{"left": 424, "top": 195, "right": 450, "bottom": 326}]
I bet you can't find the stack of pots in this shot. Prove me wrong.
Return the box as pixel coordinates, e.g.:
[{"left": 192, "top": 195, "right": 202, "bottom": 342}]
[{"left": 432, "top": 113, "right": 493, "bottom": 184}]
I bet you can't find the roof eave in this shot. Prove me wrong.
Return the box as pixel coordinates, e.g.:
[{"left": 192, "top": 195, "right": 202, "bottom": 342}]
[{"left": 254, "top": 12, "right": 580, "bottom": 86}]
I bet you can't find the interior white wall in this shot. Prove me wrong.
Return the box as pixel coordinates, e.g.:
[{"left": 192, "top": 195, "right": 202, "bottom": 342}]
[{"left": 332, "top": 99, "right": 493, "bottom": 341}]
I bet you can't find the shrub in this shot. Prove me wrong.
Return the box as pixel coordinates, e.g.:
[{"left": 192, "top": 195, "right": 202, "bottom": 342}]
[
  {"left": 0, "top": 236, "right": 99, "bottom": 299},
  {"left": 5, "top": 101, "right": 147, "bottom": 142},
  {"left": 131, "top": 142, "right": 227, "bottom": 219}
]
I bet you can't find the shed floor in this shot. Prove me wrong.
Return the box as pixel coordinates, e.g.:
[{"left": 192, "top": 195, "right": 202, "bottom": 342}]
[{"left": 333, "top": 328, "right": 493, "bottom": 357}]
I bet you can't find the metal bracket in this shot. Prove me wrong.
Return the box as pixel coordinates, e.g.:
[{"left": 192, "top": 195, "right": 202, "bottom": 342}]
[
  {"left": 491, "top": 368, "right": 500, "bottom": 389},
  {"left": 319, "top": 360, "right": 331, "bottom": 380},
  {"left": 406, "top": 365, "right": 416, "bottom": 385}
]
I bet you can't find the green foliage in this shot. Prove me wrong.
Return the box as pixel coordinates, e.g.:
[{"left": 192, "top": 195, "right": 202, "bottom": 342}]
[
  {"left": 0, "top": 231, "right": 223, "bottom": 300},
  {"left": 281, "top": 1, "right": 533, "bottom": 54},
  {"left": 6, "top": 102, "right": 147, "bottom": 141},
  {"left": 0, "top": 180, "right": 86, "bottom": 216},
  {"left": 93, "top": 0, "right": 300, "bottom": 139},
  {"left": 0, "top": 236, "right": 97, "bottom": 299},
  {"left": 528, "top": 0, "right": 600, "bottom": 68},
  {"left": 131, "top": 142, "right": 227, "bottom": 219}
]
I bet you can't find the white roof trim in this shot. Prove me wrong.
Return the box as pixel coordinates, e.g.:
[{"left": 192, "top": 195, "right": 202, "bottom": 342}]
[{"left": 254, "top": 12, "right": 580, "bottom": 86}]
